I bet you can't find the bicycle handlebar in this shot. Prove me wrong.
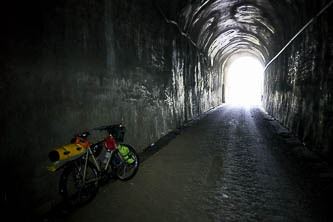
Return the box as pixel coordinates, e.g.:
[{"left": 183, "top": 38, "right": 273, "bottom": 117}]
[
  {"left": 71, "top": 124, "right": 125, "bottom": 142},
  {"left": 93, "top": 124, "right": 124, "bottom": 131}
]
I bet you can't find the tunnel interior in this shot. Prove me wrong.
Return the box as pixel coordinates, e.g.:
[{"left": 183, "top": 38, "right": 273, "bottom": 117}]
[{"left": 1, "top": 0, "right": 333, "bottom": 218}]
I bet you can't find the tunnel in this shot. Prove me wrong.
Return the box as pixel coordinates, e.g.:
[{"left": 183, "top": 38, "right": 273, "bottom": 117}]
[{"left": 1, "top": 0, "right": 333, "bottom": 220}]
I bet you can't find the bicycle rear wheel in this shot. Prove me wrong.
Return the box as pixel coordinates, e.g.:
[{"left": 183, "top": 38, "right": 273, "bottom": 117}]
[{"left": 59, "top": 159, "right": 99, "bottom": 207}]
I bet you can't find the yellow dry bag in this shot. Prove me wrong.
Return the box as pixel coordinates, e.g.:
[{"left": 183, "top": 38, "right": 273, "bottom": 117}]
[{"left": 48, "top": 143, "right": 86, "bottom": 163}]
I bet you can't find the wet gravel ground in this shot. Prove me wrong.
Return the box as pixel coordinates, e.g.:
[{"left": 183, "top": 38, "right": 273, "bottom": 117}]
[{"left": 44, "top": 105, "right": 333, "bottom": 222}]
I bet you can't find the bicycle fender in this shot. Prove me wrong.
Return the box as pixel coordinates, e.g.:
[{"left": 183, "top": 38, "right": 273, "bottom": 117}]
[{"left": 47, "top": 150, "right": 87, "bottom": 172}]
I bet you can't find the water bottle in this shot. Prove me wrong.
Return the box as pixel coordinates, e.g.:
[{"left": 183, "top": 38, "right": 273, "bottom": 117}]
[{"left": 103, "top": 150, "right": 111, "bottom": 165}]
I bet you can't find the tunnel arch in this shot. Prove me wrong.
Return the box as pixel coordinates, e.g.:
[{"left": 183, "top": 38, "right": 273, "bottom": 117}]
[
  {"left": 177, "top": 0, "right": 282, "bottom": 69},
  {"left": 173, "top": 0, "right": 324, "bottom": 108},
  {"left": 172, "top": 0, "right": 333, "bottom": 159}
]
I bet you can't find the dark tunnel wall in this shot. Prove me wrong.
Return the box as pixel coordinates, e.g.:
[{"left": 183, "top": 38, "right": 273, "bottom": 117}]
[
  {"left": 1, "top": 0, "right": 221, "bottom": 216},
  {"left": 264, "top": 0, "right": 333, "bottom": 160}
]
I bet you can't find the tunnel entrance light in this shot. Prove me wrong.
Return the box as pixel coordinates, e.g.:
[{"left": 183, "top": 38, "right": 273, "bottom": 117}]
[{"left": 225, "top": 55, "right": 264, "bottom": 106}]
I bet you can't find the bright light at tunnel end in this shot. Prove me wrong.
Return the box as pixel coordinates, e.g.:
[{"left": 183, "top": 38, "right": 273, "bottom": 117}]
[{"left": 225, "top": 55, "right": 264, "bottom": 107}]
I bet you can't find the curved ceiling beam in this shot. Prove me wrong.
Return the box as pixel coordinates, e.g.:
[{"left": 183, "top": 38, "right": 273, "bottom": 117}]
[{"left": 177, "top": 0, "right": 289, "bottom": 66}]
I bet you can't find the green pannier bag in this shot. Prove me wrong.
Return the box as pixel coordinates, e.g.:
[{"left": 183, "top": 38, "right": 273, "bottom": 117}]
[{"left": 117, "top": 145, "right": 135, "bottom": 164}]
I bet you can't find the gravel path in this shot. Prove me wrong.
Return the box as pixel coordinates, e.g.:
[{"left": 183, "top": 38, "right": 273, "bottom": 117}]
[{"left": 45, "top": 105, "right": 332, "bottom": 222}]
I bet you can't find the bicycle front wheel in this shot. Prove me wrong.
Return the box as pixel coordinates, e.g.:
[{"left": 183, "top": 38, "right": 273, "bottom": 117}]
[
  {"left": 111, "top": 144, "right": 139, "bottom": 181},
  {"left": 59, "top": 159, "right": 99, "bottom": 207}
]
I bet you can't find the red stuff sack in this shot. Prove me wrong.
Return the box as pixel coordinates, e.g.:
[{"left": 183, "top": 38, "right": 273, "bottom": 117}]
[{"left": 104, "top": 136, "right": 116, "bottom": 151}]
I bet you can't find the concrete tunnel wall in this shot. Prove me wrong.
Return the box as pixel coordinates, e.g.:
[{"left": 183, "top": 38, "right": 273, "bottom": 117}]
[
  {"left": 263, "top": 0, "right": 333, "bottom": 160},
  {"left": 1, "top": 0, "right": 222, "bottom": 215}
]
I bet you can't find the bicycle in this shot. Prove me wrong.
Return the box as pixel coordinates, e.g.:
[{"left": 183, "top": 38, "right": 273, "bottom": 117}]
[{"left": 48, "top": 124, "right": 139, "bottom": 207}]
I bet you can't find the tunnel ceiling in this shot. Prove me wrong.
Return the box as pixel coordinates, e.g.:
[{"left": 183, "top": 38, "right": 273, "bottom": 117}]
[{"left": 159, "top": 0, "right": 306, "bottom": 65}]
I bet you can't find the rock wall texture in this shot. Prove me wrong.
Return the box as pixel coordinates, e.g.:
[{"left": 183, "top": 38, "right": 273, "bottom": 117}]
[
  {"left": 0, "top": 0, "right": 222, "bottom": 216},
  {"left": 264, "top": 0, "right": 333, "bottom": 161}
]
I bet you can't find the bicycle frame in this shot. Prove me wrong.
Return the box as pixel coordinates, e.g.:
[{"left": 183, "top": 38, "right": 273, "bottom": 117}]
[
  {"left": 83, "top": 146, "right": 123, "bottom": 183},
  {"left": 81, "top": 146, "right": 115, "bottom": 184}
]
